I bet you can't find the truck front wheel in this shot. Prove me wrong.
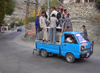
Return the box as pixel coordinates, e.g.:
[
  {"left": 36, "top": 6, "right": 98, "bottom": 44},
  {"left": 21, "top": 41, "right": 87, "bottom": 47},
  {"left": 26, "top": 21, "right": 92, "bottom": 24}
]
[
  {"left": 41, "top": 49, "right": 47, "bottom": 58},
  {"left": 65, "top": 53, "right": 75, "bottom": 63}
]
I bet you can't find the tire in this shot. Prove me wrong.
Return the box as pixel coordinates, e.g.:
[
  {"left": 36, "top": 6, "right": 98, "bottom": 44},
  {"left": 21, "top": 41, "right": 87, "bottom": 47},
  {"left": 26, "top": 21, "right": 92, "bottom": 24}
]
[
  {"left": 65, "top": 53, "right": 75, "bottom": 63},
  {"left": 41, "top": 49, "right": 47, "bottom": 58}
]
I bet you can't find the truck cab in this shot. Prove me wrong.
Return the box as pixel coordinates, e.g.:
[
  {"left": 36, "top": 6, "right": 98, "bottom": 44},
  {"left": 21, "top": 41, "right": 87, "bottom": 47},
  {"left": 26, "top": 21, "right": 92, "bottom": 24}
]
[{"left": 34, "top": 31, "right": 93, "bottom": 63}]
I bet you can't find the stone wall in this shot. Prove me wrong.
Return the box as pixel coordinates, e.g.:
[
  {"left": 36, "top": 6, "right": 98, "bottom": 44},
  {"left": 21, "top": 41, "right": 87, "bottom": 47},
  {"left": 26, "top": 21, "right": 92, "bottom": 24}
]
[{"left": 63, "top": 2, "right": 100, "bottom": 43}]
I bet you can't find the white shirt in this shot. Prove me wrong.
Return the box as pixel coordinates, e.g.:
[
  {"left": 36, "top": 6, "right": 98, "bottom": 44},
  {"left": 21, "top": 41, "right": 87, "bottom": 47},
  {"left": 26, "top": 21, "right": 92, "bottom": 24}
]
[
  {"left": 50, "top": 17, "right": 58, "bottom": 28},
  {"left": 50, "top": 10, "right": 58, "bottom": 17},
  {"left": 39, "top": 16, "right": 47, "bottom": 28},
  {"left": 63, "top": 13, "right": 67, "bottom": 18},
  {"left": 66, "top": 37, "right": 73, "bottom": 43}
]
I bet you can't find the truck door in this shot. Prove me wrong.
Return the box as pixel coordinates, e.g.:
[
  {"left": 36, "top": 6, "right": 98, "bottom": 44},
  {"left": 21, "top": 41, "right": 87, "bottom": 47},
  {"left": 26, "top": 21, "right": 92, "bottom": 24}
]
[
  {"left": 61, "top": 34, "right": 79, "bottom": 57},
  {"left": 46, "top": 44, "right": 60, "bottom": 54}
]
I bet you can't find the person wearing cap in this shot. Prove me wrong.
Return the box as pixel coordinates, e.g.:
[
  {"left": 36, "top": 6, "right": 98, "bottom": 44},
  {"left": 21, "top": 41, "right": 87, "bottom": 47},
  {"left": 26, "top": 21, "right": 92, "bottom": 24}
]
[
  {"left": 50, "top": 7, "right": 58, "bottom": 17},
  {"left": 60, "top": 8, "right": 64, "bottom": 19},
  {"left": 35, "top": 14, "right": 39, "bottom": 40}
]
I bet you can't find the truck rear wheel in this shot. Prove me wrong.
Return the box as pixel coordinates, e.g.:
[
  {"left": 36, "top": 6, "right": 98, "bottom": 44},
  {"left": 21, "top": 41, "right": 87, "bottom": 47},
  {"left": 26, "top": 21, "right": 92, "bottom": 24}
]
[
  {"left": 65, "top": 53, "right": 75, "bottom": 63},
  {"left": 41, "top": 49, "right": 47, "bottom": 58}
]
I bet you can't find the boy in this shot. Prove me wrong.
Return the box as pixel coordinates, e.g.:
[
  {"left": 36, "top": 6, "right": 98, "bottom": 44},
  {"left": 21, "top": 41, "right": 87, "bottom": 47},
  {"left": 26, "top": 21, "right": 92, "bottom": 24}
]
[
  {"left": 66, "top": 13, "right": 72, "bottom": 30},
  {"left": 35, "top": 14, "right": 39, "bottom": 40},
  {"left": 63, "top": 9, "right": 67, "bottom": 19}
]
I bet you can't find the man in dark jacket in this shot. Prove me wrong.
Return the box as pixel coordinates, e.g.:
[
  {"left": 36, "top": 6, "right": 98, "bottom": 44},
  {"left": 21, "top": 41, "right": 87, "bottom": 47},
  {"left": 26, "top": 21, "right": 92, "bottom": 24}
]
[
  {"left": 57, "top": 8, "right": 61, "bottom": 20},
  {"left": 42, "top": 8, "right": 48, "bottom": 19},
  {"left": 56, "top": 8, "right": 61, "bottom": 31}
]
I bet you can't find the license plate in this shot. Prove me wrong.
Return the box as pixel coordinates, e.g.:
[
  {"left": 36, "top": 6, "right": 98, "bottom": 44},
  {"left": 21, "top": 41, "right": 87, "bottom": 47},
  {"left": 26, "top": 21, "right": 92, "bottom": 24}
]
[
  {"left": 33, "top": 50, "right": 39, "bottom": 55},
  {"left": 34, "top": 50, "right": 39, "bottom": 53},
  {"left": 82, "top": 50, "right": 87, "bottom": 54}
]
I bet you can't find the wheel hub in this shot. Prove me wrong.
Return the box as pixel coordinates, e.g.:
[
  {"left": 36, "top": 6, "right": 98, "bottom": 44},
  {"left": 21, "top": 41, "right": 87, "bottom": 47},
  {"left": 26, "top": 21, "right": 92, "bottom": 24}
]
[{"left": 67, "top": 56, "right": 72, "bottom": 62}]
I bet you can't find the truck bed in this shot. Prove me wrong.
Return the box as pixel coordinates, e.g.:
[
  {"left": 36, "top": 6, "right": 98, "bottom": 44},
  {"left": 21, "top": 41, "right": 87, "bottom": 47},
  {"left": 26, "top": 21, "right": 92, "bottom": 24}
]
[
  {"left": 35, "top": 40, "right": 61, "bottom": 45},
  {"left": 36, "top": 41, "right": 61, "bottom": 54}
]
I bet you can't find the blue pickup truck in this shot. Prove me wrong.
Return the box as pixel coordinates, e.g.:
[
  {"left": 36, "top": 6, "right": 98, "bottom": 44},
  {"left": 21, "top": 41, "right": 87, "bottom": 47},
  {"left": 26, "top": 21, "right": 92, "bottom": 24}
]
[{"left": 34, "top": 31, "right": 94, "bottom": 63}]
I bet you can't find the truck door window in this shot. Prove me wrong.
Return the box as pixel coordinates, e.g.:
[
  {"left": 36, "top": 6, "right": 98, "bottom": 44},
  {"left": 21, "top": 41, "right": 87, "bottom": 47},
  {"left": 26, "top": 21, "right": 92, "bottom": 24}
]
[{"left": 64, "top": 34, "right": 77, "bottom": 43}]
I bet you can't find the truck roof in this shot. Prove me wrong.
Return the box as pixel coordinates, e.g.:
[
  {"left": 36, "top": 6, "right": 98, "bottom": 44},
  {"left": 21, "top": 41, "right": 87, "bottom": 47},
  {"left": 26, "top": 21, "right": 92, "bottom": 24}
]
[{"left": 63, "top": 31, "right": 82, "bottom": 35}]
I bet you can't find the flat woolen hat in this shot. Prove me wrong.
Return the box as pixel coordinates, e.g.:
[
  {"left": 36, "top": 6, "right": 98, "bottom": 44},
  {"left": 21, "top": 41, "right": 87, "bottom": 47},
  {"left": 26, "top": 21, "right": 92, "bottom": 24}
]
[{"left": 60, "top": 8, "right": 64, "bottom": 10}]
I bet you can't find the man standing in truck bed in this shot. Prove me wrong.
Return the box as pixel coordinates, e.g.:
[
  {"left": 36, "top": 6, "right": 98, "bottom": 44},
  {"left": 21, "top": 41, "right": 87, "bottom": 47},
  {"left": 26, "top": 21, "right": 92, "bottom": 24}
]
[{"left": 39, "top": 12, "right": 49, "bottom": 42}]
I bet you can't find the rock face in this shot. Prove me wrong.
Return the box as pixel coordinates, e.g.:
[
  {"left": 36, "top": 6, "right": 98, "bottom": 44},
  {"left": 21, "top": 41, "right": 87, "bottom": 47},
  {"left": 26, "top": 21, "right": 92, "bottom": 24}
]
[
  {"left": 11, "top": 0, "right": 26, "bottom": 18},
  {"left": 9, "top": 0, "right": 44, "bottom": 19},
  {"left": 62, "top": 2, "right": 100, "bottom": 43}
]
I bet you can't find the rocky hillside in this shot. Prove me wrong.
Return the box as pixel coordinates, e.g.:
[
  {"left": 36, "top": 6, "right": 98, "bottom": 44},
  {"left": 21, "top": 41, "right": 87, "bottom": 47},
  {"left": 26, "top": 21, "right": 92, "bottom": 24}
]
[
  {"left": 62, "top": 2, "right": 100, "bottom": 43},
  {"left": 6, "top": 0, "right": 45, "bottom": 19}
]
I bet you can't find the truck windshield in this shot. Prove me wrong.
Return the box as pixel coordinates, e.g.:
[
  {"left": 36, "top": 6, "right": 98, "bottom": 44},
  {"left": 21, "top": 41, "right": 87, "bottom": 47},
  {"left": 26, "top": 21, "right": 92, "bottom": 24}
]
[{"left": 76, "top": 33, "right": 89, "bottom": 43}]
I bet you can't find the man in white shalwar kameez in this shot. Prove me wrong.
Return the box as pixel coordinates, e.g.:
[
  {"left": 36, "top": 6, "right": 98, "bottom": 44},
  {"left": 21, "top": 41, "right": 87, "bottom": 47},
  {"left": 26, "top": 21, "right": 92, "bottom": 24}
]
[{"left": 39, "top": 12, "right": 49, "bottom": 42}]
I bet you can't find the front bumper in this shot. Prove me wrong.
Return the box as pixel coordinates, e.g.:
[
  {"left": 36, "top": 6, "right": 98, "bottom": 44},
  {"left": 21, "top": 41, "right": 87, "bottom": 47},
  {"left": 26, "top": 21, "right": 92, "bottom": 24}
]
[
  {"left": 80, "top": 41, "right": 94, "bottom": 59},
  {"left": 80, "top": 51, "right": 93, "bottom": 58}
]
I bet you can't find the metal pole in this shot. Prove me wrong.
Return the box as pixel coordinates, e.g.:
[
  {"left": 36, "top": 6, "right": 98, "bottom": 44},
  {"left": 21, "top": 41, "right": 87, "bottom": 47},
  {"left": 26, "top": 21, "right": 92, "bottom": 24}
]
[
  {"left": 35, "top": 0, "right": 38, "bottom": 18},
  {"left": 26, "top": 0, "right": 30, "bottom": 30},
  {"left": 47, "top": 0, "right": 50, "bottom": 19},
  {"left": 24, "top": 0, "right": 29, "bottom": 38}
]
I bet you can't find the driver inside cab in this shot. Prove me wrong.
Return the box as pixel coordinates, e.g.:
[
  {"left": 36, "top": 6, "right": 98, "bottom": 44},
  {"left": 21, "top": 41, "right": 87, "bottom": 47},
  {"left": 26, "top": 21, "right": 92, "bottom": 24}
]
[{"left": 66, "top": 36, "right": 74, "bottom": 43}]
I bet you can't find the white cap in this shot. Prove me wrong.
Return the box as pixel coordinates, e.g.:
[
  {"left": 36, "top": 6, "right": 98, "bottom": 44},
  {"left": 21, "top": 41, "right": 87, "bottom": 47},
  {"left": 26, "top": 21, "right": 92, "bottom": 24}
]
[{"left": 36, "top": 14, "right": 39, "bottom": 16}]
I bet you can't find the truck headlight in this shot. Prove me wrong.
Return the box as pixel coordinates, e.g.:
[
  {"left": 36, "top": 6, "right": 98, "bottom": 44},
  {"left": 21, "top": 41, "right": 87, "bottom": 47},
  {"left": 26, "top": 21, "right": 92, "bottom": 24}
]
[{"left": 81, "top": 46, "right": 85, "bottom": 51}]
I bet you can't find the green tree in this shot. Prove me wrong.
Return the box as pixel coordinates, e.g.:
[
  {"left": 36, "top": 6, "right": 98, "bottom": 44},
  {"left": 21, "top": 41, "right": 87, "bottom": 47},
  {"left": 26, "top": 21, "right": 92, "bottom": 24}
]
[
  {"left": 28, "top": 16, "right": 35, "bottom": 22},
  {"left": 0, "top": 0, "right": 16, "bottom": 24},
  {"left": 2, "top": 20, "right": 7, "bottom": 25},
  {"left": 17, "top": 20, "right": 24, "bottom": 26}
]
